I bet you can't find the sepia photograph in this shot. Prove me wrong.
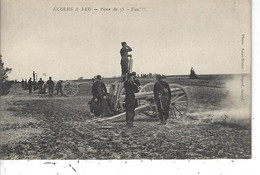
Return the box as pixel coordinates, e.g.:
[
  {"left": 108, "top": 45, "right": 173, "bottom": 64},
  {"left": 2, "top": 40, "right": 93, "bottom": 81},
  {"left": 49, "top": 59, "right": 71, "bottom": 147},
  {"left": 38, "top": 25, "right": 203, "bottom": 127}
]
[{"left": 0, "top": 0, "right": 252, "bottom": 166}]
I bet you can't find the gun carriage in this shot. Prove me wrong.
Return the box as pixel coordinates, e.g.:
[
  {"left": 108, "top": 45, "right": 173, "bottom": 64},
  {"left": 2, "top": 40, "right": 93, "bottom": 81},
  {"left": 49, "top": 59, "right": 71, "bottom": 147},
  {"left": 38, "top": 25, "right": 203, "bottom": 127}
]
[{"left": 61, "top": 55, "right": 190, "bottom": 120}]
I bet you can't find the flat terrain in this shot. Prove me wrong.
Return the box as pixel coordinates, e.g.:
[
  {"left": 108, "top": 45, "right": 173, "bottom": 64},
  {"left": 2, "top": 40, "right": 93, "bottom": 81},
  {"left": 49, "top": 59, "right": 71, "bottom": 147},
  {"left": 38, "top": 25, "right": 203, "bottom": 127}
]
[{"left": 0, "top": 75, "right": 251, "bottom": 159}]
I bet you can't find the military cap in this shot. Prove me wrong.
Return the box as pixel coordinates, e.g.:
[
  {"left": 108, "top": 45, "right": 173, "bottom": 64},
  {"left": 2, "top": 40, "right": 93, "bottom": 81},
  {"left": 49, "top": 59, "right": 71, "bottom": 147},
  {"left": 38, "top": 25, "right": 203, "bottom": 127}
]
[
  {"left": 127, "top": 73, "right": 134, "bottom": 78},
  {"left": 97, "top": 75, "right": 101, "bottom": 80},
  {"left": 156, "top": 74, "right": 162, "bottom": 80}
]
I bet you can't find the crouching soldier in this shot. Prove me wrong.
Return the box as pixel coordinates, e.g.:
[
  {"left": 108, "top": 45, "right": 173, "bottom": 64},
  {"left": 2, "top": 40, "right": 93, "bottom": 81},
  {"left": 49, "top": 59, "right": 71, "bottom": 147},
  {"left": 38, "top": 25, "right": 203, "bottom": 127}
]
[{"left": 154, "top": 74, "right": 171, "bottom": 125}]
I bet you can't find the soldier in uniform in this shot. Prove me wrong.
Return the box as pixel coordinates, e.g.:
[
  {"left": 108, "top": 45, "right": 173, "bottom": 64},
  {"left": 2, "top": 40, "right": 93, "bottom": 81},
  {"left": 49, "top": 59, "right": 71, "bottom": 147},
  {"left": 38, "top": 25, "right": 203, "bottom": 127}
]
[
  {"left": 120, "top": 42, "right": 132, "bottom": 81},
  {"left": 56, "top": 80, "right": 63, "bottom": 96},
  {"left": 37, "top": 78, "right": 44, "bottom": 92},
  {"left": 154, "top": 74, "right": 171, "bottom": 125},
  {"left": 124, "top": 73, "right": 139, "bottom": 127},
  {"left": 91, "top": 75, "right": 107, "bottom": 117},
  {"left": 46, "top": 77, "right": 54, "bottom": 97},
  {"left": 28, "top": 78, "right": 32, "bottom": 94}
]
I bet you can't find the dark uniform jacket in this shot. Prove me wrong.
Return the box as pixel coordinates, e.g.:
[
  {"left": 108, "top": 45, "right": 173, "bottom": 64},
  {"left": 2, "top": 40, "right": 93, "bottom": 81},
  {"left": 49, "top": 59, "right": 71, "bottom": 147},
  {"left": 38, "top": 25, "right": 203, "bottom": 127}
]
[
  {"left": 56, "top": 81, "right": 62, "bottom": 88},
  {"left": 124, "top": 80, "right": 139, "bottom": 101},
  {"left": 154, "top": 80, "right": 171, "bottom": 102},
  {"left": 28, "top": 80, "right": 32, "bottom": 87},
  {"left": 120, "top": 46, "right": 132, "bottom": 57},
  {"left": 92, "top": 80, "right": 107, "bottom": 100},
  {"left": 37, "top": 80, "right": 44, "bottom": 87},
  {"left": 46, "top": 80, "right": 54, "bottom": 89}
]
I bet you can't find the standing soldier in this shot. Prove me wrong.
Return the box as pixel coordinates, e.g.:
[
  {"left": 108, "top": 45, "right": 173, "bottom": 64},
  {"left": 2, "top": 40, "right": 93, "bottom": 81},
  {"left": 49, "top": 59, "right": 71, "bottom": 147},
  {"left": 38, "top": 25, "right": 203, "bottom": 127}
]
[
  {"left": 56, "top": 80, "right": 63, "bottom": 96},
  {"left": 120, "top": 42, "right": 132, "bottom": 81},
  {"left": 37, "top": 78, "right": 44, "bottom": 93},
  {"left": 124, "top": 73, "right": 139, "bottom": 127},
  {"left": 28, "top": 78, "right": 32, "bottom": 94},
  {"left": 46, "top": 77, "right": 54, "bottom": 97},
  {"left": 91, "top": 75, "right": 107, "bottom": 117},
  {"left": 153, "top": 74, "right": 171, "bottom": 125},
  {"left": 21, "top": 79, "right": 25, "bottom": 89}
]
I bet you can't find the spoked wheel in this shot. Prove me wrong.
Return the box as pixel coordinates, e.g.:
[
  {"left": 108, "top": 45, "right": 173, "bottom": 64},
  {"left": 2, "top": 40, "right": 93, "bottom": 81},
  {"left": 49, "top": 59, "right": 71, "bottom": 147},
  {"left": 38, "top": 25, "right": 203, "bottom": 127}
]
[
  {"left": 169, "top": 84, "right": 190, "bottom": 119},
  {"left": 62, "top": 81, "right": 79, "bottom": 97},
  {"left": 139, "top": 83, "right": 190, "bottom": 118},
  {"left": 139, "top": 83, "right": 157, "bottom": 117}
]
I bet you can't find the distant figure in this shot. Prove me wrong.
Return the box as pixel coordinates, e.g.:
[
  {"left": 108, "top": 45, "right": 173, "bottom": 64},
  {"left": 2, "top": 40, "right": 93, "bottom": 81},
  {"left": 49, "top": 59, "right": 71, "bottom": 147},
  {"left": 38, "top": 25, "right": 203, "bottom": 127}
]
[
  {"left": 154, "top": 74, "right": 171, "bottom": 125},
  {"left": 21, "top": 79, "right": 25, "bottom": 89},
  {"left": 91, "top": 75, "right": 107, "bottom": 117},
  {"left": 120, "top": 42, "right": 132, "bottom": 81},
  {"left": 46, "top": 77, "right": 54, "bottom": 97},
  {"left": 56, "top": 80, "right": 63, "bottom": 96},
  {"left": 28, "top": 78, "right": 32, "bottom": 94},
  {"left": 124, "top": 73, "right": 139, "bottom": 128},
  {"left": 190, "top": 67, "right": 198, "bottom": 79},
  {"left": 91, "top": 78, "right": 95, "bottom": 83},
  {"left": 37, "top": 78, "right": 44, "bottom": 90}
]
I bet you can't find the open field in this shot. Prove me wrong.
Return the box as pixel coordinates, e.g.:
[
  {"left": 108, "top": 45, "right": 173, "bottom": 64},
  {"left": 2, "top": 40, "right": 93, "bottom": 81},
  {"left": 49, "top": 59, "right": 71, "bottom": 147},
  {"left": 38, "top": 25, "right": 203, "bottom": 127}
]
[{"left": 0, "top": 74, "right": 251, "bottom": 159}]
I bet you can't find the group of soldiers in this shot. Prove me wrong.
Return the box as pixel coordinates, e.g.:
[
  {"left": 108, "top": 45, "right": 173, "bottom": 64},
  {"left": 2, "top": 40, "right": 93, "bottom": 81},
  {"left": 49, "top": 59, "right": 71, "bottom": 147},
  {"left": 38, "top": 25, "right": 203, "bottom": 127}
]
[
  {"left": 120, "top": 42, "right": 171, "bottom": 127},
  {"left": 89, "top": 42, "right": 171, "bottom": 127},
  {"left": 21, "top": 77, "right": 63, "bottom": 97}
]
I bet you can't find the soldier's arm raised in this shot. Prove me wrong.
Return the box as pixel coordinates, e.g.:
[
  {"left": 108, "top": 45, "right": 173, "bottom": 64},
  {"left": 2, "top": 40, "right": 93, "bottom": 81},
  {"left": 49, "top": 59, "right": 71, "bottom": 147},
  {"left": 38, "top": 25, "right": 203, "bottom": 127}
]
[{"left": 126, "top": 46, "right": 132, "bottom": 52}]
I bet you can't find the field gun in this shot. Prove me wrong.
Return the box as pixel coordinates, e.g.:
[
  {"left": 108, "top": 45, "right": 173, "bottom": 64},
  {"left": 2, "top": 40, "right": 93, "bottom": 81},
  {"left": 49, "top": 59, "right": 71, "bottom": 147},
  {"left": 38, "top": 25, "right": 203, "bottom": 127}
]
[
  {"left": 103, "top": 81, "right": 190, "bottom": 121},
  {"left": 60, "top": 55, "right": 190, "bottom": 120}
]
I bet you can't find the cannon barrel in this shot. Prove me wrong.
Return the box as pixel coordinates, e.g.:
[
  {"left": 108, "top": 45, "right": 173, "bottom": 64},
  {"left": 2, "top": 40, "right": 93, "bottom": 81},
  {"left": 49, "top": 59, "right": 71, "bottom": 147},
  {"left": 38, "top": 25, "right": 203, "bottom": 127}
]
[{"left": 119, "top": 88, "right": 185, "bottom": 101}]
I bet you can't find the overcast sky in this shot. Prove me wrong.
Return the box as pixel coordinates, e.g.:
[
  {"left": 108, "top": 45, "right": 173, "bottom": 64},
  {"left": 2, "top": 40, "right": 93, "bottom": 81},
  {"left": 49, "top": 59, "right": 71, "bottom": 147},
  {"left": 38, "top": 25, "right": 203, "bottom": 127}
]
[{"left": 1, "top": 0, "right": 250, "bottom": 81}]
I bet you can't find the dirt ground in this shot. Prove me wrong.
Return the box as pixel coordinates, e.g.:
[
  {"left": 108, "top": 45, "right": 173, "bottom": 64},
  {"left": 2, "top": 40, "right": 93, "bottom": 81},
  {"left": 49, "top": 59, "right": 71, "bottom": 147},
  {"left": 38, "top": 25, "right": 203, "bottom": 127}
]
[{"left": 0, "top": 76, "right": 251, "bottom": 159}]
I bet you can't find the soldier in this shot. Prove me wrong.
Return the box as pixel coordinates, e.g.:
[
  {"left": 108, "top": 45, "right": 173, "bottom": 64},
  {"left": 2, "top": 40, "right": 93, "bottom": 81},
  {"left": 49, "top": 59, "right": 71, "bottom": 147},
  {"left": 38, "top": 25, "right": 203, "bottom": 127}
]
[
  {"left": 21, "top": 79, "right": 25, "bottom": 89},
  {"left": 120, "top": 42, "right": 132, "bottom": 81},
  {"left": 37, "top": 78, "right": 44, "bottom": 94},
  {"left": 91, "top": 75, "right": 107, "bottom": 117},
  {"left": 56, "top": 80, "right": 63, "bottom": 96},
  {"left": 46, "top": 77, "right": 54, "bottom": 97},
  {"left": 154, "top": 74, "right": 171, "bottom": 125},
  {"left": 37, "top": 78, "right": 44, "bottom": 92},
  {"left": 28, "top": 78, "right": 32, "bottom": 94},
  {"left": 124, "top": 73, "right": 139, "bottom": 127}
]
